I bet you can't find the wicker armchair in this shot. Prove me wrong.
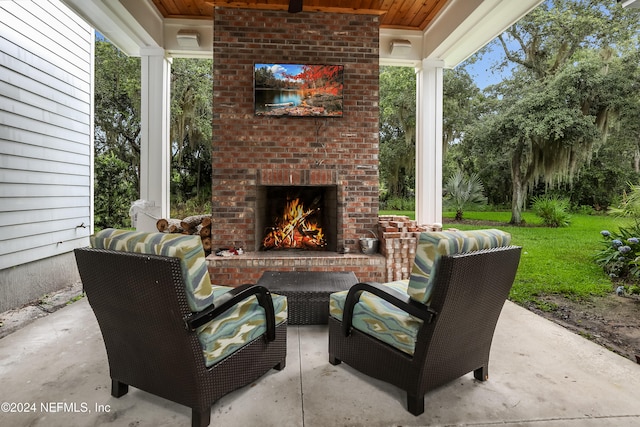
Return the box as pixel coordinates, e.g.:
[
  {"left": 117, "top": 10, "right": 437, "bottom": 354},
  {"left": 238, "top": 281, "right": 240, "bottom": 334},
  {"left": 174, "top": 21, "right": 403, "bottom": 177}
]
[
  {"left": 74, "top": 229, "right": 287, "bottom": 427},
  {"left": 328, "top": 229, "right": 521, "bottom": 415}
]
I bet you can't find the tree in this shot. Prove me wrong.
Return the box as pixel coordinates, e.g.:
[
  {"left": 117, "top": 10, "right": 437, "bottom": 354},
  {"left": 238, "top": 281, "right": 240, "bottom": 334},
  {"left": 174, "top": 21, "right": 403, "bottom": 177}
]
[
  {"left": 379, "top": 66, "right": 416, "bottom": 199},
  {"left": 94, "top": 40, "right": 141, "bottom": 185},
  {"left": 442, "top": 68, "right": 492, "bottom": 201},
  {"left": 94, "top": 40, "right": 141, "bottom": 226},
  {"left": 469, "top": 0, "right": 640, "bottom": 224},
  {"left": 379, "top": 66, "right": 484, "bottom": 201},
  {"left": 170, "top": 58, "right": 213, "bottom": 206},
  {"left": 94, "top": 40, "right": 214, "bottom": 220},
  {"left": 442, "top": 67, "right": 482, "bottom": 150},
  {"left": 558, "top": 133, "right": 640, "bottom": 211},
  {"left": 94, "top": 152, "right": 137, "bottom": 229}
]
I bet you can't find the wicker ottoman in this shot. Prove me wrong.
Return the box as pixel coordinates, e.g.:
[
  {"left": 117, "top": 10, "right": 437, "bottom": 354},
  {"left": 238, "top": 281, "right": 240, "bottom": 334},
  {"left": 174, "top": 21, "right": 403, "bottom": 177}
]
[{"left": 257, "top": 271, "right": 358, "bottom": 325}]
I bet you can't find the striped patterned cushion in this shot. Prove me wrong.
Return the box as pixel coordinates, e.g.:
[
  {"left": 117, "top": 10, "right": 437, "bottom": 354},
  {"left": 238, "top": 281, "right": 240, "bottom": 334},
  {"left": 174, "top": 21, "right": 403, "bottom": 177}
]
[
  {"left": 329, "top": 280, "right": 422, "bottom": 355},
  {"left": 198, "top": 286, "right": 288, "bottom": 367},
  {"left": 91, "top": 228, "right": 214, "bottom": 312},
  {"left": 407, "top": 229, "right": 511, "bottom": 304},
  {"left": 91, "top": 229, "right": 288, "bottom": 367},
  {"left": 328, "top": 229, "right": 511, "bottom": 355}
]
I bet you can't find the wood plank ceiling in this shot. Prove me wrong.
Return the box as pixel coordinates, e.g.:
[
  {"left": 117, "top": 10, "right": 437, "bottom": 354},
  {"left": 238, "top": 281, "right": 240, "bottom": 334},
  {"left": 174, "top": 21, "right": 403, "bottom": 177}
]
[{"left": 151, "top": 0, "right": 449, "bottom": 31}]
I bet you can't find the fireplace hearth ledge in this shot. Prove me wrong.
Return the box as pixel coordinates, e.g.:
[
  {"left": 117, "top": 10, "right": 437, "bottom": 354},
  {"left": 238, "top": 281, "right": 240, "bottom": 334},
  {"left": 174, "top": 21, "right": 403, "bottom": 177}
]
[
  {"left": 210, "top": 251, "right": 378, "bottom": 259},
  {"left": 205, "top": 251, "right": 386, "bottom": 287}
]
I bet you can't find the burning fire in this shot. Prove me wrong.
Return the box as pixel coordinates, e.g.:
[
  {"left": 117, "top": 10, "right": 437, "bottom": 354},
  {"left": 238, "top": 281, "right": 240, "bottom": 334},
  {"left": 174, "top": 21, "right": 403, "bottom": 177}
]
[{"left": 262, "top": 198, "right": 326, "bottom": 250}]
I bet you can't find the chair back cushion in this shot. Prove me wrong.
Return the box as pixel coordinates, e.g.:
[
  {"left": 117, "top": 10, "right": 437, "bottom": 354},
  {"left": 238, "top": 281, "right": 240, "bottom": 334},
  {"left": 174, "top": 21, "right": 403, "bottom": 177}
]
[
  {"left": 407, "top": 229, "right": 511, "bottom": 304},
  {"left": 91, "top": 228, "right": 214, "bottom": 312}
]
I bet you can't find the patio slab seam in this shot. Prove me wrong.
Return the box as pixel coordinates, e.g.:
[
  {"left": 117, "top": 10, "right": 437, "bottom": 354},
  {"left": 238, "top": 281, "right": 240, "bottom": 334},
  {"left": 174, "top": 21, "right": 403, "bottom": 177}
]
[{"left": 0, "top": 281, "right": 84, "bottom": 340}]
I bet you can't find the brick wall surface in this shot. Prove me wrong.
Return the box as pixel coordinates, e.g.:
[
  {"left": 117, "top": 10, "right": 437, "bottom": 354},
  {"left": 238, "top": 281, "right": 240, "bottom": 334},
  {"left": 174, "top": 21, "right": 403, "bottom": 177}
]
[{"left": 212, "top": 8, "right": 380, "bottom": 253}]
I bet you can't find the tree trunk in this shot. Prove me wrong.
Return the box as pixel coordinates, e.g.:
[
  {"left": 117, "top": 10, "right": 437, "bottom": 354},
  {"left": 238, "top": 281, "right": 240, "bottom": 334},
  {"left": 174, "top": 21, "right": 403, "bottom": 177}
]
[
  {"left": 510, "top": 147, "right": 527, "bottom": 225},
  {"left": 510, "top": 177, "right": 526, "bottom": 225}
]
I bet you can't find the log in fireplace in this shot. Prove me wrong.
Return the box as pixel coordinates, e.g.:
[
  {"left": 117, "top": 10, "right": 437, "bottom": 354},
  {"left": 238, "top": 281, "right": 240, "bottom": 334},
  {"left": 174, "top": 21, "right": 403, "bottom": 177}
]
[{"left": 256, "top": 185, "right": 338, "bottom": 252}]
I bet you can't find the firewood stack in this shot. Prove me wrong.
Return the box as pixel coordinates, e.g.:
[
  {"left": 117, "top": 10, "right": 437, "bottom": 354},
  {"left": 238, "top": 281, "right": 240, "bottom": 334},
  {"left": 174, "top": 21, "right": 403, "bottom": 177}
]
[{"left": 156, "top": 214, "right": 212, "bottom": 255}]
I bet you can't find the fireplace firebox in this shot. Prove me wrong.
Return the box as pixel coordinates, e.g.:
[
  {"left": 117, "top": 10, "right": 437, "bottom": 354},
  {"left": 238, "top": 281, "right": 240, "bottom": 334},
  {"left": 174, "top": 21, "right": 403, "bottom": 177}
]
[{"left": 256, "top": 185, "right": 338, "bottom": 252}]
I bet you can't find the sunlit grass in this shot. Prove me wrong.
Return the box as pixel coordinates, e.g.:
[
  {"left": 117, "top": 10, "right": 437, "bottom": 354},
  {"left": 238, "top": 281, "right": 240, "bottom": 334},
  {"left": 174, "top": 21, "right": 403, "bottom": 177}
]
[{"left": 380, "top": 210, "right": 630, "bottom": 309}]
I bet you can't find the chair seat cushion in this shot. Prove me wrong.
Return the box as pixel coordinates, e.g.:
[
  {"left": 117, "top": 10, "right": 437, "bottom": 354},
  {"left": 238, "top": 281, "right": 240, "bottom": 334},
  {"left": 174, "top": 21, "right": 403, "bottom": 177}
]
[
  {"left": 197, "top": 286, "right": 288, "bottom": 367},
  {"left": 329, "top": 280, "right": 423, "bottom": 356}
]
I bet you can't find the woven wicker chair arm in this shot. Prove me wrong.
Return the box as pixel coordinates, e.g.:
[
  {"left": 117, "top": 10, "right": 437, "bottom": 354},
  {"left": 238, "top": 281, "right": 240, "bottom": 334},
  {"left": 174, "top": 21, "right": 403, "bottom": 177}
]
[
  {"left": 341, "top": 282, "right": 437, "bottom": 337},
  {"left": 185, "top": 284, "right": 277, "bottom": 341}
]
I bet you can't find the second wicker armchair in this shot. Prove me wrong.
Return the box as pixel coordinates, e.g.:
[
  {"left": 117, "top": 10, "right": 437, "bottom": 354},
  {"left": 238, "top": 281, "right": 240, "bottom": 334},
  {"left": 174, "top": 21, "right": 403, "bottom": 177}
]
[{"left": 328, "top": 229, "right": 521, "bottom": 415}]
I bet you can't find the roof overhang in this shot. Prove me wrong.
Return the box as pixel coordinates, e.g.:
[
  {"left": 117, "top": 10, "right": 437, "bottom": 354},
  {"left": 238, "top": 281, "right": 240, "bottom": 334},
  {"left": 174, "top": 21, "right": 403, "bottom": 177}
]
[
  {"left": 62, "top": 0, "right": 542, "bottom": 66},
  {"left": 380, "top": 0, "right": 542, "bottom": 68},
  {"left": 619, "top": 0, "right": 640, "bottom": 8}
]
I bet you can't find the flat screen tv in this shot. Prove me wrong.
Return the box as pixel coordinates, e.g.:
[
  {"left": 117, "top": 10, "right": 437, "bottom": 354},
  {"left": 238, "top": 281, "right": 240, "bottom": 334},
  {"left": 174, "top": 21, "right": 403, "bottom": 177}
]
[{"left": 254, "top": 63, "right": 343, "bottom": 117}]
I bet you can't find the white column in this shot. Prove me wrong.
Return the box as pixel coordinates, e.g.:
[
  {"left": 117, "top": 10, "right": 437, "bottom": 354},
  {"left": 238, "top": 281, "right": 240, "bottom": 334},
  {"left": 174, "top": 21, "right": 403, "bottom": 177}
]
[
  {"left": 415, "top": 59, "right": 444, "bottom": 226},
  {"left": 138, "top": 47, "right": 171, "bottom": 230}
]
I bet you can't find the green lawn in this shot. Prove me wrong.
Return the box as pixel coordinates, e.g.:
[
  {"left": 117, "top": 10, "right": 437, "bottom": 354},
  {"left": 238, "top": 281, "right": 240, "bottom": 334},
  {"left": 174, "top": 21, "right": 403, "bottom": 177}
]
[{"left": 380, "top": 210, "right": 629, "bottom": 309}]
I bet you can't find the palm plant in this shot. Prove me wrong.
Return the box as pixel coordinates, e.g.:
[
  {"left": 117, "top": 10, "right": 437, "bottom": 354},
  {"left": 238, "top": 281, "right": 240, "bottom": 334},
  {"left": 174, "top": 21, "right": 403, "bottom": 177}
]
[
  {"left": 444, "top": 170, "right": 488, "bottom": 220},
  {"left": 609, "top": 183, "right": 640, "bottom": 225},
  {"left": 530, "top": 194, "right": 571, "bottom": 227}
]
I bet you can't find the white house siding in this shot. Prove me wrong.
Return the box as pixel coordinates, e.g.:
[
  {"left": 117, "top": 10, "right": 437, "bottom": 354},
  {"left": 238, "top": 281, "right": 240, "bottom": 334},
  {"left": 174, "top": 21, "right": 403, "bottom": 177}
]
[{"left": 0, "top": 0, "right": 93, "bottom": 312}]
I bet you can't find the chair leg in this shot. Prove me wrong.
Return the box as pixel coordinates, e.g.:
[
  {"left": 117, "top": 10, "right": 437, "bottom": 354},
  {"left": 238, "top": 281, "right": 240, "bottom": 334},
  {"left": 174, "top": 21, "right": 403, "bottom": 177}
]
[
  {"left": 474, "top": 365, "right": 488, "bottom": 381},
  {"left": 328, "top": 354, "right": 341, "bottom": 365},
  {"left": 274, "top": 358, "right": 286, "bottom": 371},
  {"left": 111, "top": 379, "right": 128, "bottom": 398},
  {"left": 407, "top": 393, "right": 425, "bottom": 416},
  {"left": 192, "top": 407, "right": 211, "bottom": 427}
]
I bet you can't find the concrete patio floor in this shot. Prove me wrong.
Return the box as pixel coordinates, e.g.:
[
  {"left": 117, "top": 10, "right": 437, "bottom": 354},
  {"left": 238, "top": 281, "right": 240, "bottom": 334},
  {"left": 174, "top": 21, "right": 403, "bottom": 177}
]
[{"left": 1, "top": 297, "right": 640, "bottom": 427}]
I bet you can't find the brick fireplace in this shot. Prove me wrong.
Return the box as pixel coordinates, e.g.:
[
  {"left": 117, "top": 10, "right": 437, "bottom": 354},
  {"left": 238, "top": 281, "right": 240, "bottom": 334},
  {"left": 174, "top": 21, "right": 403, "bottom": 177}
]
[{"left": 208, "top": 7, "right": 386, "bottom": 285}]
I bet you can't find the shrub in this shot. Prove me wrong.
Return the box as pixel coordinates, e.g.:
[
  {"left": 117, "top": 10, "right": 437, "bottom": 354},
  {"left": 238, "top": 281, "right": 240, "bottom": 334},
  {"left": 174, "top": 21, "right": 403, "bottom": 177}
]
[
  {"left": 531, "top": 195, "right": 571, "bottom": 227},
  {"left": 595, "top": 227, "right": 640, "bottom": 283},
  {"left": 571, "top": 204, "right": 595, "bottom": 215},
  {"left": 380, "top": 197, "right": 415, "bottom": 211},
  {"left": 171, "top": 197, "right": 212, "bottom": 219}
]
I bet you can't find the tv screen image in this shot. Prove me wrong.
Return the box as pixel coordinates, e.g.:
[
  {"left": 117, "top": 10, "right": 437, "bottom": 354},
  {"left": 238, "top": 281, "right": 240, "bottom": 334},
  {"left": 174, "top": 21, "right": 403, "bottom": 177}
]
[{"left": 254, "top": 63, "right": 343, "bottom": 117}]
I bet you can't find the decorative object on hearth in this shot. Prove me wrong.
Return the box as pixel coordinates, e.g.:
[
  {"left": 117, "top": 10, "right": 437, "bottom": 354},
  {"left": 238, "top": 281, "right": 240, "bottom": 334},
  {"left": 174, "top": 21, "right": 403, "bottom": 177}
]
[
  {"left": 359, "top": 230, "right": 379, "bottom": 254},
  {"left": 215, "top": 247, "right": 243, "bottom": 257},
  {"left": 359, "top": 238, "right": 379, "bottom": 254}
]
